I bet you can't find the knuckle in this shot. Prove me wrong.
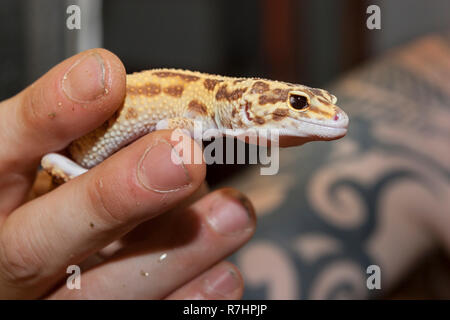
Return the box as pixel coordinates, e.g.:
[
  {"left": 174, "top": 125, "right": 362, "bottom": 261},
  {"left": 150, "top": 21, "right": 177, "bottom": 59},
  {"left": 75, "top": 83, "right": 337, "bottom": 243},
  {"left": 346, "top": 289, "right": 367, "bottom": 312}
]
[
  {"left": 0, "top": 226, "right": 45, "bottom": 286},
  {"left": 19, "top": 81, "right": 67, "bottom": 146},
  {"left": 86, "top": 174, "right": 133, "bottom": 225},
  {"left": 20, "top": 85, "right": 46, "bottom": 131}
]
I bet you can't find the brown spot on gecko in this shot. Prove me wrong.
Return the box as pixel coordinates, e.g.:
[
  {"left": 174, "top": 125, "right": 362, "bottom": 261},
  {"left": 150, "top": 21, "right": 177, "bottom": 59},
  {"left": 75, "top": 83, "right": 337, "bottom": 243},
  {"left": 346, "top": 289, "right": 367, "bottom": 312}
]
[
  {"left": 146, "top": 83, "right": 162, "bottom": 96},
  {"left": 317, "top": 97, "right": 332, "bottom": 106},
  {"left": 233, "top": 78, "right": 245, "bottom": 84},
  {"left": 125, "top": 107, "right": 138, "bottom": 120},
  {"left": 305, "top": 88, "right": 333, "bottom": 103},
  {"left": 254, "top": 116, "right": 265, "bottom": 125},
  {"left": 259, "top": 89, "right": 289, "bottom": 105},
  {"left": 273, "top": 88, "right": 289, "bottom": 97},
  {"left": 250, "top": 81, "right": 270, "bottom": 94},
  {"left": 188, "top": 100, "right": 207, "bottom": 115},
  {"left": 215, "top": 85, "right": 228, "bottom": 100},
  {"left": 48, "top": 112, "right": 56, "bottom": 119},
  {"left": 272, "top": 108, "right": 289, "bottom": 121},
  {"left": 216, "top": 85, "right": 247, "bottom": 101},
  {"left": 153, "top": 71, "right": 171, "bottom": 77},
  {"left": 231, "top": 88, "right": 247, "bottom": 100},
  {"left": 310, "top": 88, "right": 325, "bottom": 96},
  {"left": 203, "top": 78, "right": 222, "bottom": 91},
  {"left": 180, "top": 74, "right": 199, "bottom": 82},
  {"left": 309, "top": 106, "right": 333, "bottom": 118},
  {"left": 127, "top": 83, "right": 161, "bottom": 97},
  {"left": 163, "top": 85, "right": 184, "bottom": 97},
  {"left": 90, "top": 222, "right": 95, "bottom": 228},
  {"left": 244, "top": 101, "right": 253, "bottom": 121},
  {"left": 154, "top": 71, "right": 199, "bottom": 82}
]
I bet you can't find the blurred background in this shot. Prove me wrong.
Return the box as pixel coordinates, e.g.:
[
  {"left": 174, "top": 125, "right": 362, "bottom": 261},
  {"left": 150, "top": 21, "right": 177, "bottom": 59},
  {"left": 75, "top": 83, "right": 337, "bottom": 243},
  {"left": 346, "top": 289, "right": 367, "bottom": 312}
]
[
  {"left": 1, "top": 0, "right": 449, "bottom": 299},
  {"left": 3, "top": 0, "right": 449, "bottom": 102}
]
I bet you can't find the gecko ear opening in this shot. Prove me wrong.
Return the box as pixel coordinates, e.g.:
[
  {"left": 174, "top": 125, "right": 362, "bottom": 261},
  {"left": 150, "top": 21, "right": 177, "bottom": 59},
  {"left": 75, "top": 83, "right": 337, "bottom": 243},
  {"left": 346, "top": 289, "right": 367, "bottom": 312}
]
[{"left": 288, "top": 93, "right": 309, "bottom": 111}]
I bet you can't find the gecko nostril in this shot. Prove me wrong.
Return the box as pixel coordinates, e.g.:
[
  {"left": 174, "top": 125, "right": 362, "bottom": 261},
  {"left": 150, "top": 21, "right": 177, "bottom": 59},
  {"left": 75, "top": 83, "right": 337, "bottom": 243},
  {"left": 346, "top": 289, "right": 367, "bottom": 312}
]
[{"left": 334, "top": 114, "right": 339, "bottom": 121}]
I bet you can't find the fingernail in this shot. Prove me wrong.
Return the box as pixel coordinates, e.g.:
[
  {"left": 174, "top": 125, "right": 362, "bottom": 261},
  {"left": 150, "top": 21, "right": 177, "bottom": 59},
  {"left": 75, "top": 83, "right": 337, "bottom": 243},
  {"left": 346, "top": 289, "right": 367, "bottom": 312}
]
[
  {"left": 207, "top": 188, "right": 254, "bottom": 235},
  {"left": 62, "top": 52, "right": 106, "bottom": 102},
  {"left": 204, "top": 265, "right": 241, "bottom": 298},
  {"left": 137, "top": 139, "right": 191, "bottom": 193}
]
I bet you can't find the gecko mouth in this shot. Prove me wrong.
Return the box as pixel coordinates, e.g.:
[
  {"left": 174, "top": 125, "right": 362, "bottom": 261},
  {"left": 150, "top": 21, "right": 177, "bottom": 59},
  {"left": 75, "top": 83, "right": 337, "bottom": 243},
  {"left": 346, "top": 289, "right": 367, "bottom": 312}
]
[
  {"left": 291, "top": 117, "right": 349, "bottom": 133},
  {"left": 274, "top": 120, "right": 348, "bottom": 147},
  {"left": 289, "top": 120, "right": 347, "bottom": 137},
  {"left": 237, "top": 103, "right": 348, "bottom": 144},
  {"left": 291, "top": 107, "right": 349, "bottom": 130},
  {"left": 279, "top": 108, "right": 349, "bottom": 143}
]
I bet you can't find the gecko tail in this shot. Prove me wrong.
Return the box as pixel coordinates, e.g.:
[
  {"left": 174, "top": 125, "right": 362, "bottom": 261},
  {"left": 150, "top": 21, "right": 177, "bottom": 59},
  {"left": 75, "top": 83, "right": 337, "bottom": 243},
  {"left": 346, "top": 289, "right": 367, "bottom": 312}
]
[{"left": 41, "top": 153, "right": 88, "bottom": 183}]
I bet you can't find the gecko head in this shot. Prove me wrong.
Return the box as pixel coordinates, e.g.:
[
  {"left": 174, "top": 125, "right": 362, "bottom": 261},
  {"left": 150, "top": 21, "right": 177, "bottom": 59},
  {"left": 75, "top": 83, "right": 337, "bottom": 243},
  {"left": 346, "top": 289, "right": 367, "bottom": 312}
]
[{"left": 233, "top": 80, "right": 349, "bottom": 147}]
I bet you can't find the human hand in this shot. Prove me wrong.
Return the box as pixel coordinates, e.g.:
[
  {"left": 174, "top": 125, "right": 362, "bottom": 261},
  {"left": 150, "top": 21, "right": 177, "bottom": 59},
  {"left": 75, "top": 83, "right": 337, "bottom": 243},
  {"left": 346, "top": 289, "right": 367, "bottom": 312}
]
[{"left": 0, "top": 49, "right": 256, "bottom": 299}]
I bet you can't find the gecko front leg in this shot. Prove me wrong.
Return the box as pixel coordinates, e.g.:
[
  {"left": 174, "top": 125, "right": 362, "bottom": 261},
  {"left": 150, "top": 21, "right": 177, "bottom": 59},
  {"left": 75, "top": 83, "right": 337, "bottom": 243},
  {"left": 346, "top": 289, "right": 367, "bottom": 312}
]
[{"left": 156, "top": 117, "right": 222, "bottom": 141}]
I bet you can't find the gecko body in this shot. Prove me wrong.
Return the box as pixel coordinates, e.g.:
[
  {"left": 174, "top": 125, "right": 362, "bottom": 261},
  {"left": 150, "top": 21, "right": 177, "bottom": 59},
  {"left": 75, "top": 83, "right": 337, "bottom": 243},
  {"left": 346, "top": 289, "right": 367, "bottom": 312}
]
[{"left": 41, "top": 69, "right": 349, "bottom": 181}]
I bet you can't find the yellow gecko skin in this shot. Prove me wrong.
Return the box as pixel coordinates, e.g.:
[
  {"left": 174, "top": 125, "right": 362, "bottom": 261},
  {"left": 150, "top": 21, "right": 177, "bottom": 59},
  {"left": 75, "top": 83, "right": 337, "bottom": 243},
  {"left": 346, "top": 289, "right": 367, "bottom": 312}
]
[{"left": 41, "top": 68, "right": 349, "bottom": 181}]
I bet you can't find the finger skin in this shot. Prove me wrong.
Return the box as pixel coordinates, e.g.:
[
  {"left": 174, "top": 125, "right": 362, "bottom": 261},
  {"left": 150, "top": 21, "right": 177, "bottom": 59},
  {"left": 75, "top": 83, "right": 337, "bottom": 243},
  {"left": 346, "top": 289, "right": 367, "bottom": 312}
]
[
  {"left": 48, "top": 188, "right": 256, "bottom": 299},
  {"left": 0, "top": 48, "right": 126, "bottom": 215},
  {"left": 0, "top": 130, "right": 206, "bottom": 299},
  {"left": 71, "top": 181, "right": 212, "bottom": 264},
  {"left": 0, "top": 48, "right": 125, "bottom": 165},
  {"left": 165, "top": 261, "right": 244, "bottom": 300}
]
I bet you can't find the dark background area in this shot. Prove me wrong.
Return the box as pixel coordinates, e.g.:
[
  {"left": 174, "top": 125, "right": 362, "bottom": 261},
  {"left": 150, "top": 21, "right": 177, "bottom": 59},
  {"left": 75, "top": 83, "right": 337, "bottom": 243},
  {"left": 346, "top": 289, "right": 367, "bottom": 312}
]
[{"left": 3, "top": 0, "right": 449, "bottom": 100}]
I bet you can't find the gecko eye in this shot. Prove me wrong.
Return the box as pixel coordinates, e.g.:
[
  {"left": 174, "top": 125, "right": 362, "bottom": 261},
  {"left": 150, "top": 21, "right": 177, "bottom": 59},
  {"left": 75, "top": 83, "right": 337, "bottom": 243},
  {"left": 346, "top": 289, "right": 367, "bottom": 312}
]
[{"left": 288, "top": 94, "right": 309, "bottom": 111}]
